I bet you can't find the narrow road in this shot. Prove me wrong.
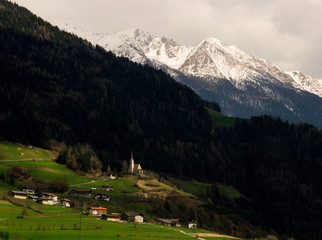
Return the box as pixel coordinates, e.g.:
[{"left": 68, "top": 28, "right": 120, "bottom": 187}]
[{"left": 70, "top": 180, "right": 103, "bottom": 187}]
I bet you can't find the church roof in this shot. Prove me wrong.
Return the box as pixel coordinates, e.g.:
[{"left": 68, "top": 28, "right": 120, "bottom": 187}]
[{"left": 134, "top": 163, "right": 142, "bottom": 171}]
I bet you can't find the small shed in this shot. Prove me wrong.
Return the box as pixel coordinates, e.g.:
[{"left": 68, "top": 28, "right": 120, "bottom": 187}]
[
  {"left": 22, "top": 186, "right": 35, "bottom": 194},
  {"left": 101, "top": 213, "right": 121, "bottom": 222},
  {"left": 9, "top": 190, "right": 27, "bottom": 199},
  {"left": 61, "top": 198, "right": 71, "bottom": 208},
  {"left": 188, "top": 222, "right": 197, "bottom": 229},
  {"left": 155, "top": 218, "right": 181, "bottom": 227},
  {"left": 121, "top": 212, "right": 144, "bottom": 223},
  {"left": 106, "top": 173, "right": 116, "bottom": 180},
  {"left": 88, "top": 207, "right": 107, "bottom": 216},
  {"left": 102, "top": 185, "right": 114, "bottom": 191},
  {"left": 94, "top": 193, "right": 110, "bottom": 202},
  {"left": 69, "top": 189, "right": 92, "bottom": 198}
]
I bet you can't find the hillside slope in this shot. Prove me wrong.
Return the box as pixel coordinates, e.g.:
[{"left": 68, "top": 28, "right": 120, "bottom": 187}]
[{"left": 0, "top": 0, "right": 217, "bottom": 181}]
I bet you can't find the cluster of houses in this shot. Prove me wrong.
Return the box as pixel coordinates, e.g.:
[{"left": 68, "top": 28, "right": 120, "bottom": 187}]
[
  {"left": 9, "top": 188, "right": 71, "bottom": 207},
  {"left": 88, "top": 208, "right": 196, "bottom": 228},
  {"left": 88, "top": 208, "right": 144, "bottom": 223},
  {"left": 8, "top": 184, "right": 115, "bottom": 209},
  {"left": 6, "top": 154, "right": 196, "bottom": 228},
  {"left": 8, "top": 187, "right": 196, "bottom": 228}
]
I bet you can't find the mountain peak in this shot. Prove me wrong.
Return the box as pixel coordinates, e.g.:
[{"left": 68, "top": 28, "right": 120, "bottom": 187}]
[
  {"left": 203, "top": 37, "right": 225, "bottom": 46},
  {"left": 60, "top": 25, "right": 322, "bottom": 99}
]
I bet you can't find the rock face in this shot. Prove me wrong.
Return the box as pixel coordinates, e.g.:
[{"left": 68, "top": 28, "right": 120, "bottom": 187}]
[{"left": 61, "top": 24, "right": 322, "bottom": 128}]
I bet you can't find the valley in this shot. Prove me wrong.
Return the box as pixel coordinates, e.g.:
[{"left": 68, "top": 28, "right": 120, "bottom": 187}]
[{"left": 1, "top": 1, "right": 322, "bottom": 239}]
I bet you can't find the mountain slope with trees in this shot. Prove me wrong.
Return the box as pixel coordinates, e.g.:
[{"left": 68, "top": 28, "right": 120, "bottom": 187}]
[{"left": 1, "top": 1, "right": 322, "bottom": 239}]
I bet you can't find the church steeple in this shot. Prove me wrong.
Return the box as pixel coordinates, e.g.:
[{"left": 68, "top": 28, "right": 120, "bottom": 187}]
[{"left": 129, "top": 152, "right": 134, "bottom": 173}]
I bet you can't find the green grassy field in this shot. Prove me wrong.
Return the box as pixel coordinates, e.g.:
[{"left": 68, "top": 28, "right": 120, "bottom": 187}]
[
  {"left": 171, "top": 179, "right": 244, "bottom": 199},
  {"left": 0, "top": 214, "right": 239, "bottom": 240},
  {"left": 0, "top": 199, "right": 79, "bottom": 219},
  {"left": 0, "top": 141, "right": 54, "bottom": 160},
  {"left": 206, "top": 107, "right": 241, "bottom": 127},
  {"left": 170, "top": 179, "right": 210, "bottom": 197}
]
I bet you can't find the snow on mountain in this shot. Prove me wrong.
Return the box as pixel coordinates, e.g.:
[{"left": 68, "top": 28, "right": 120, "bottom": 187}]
[
  {"left": 60, "top": 24, "right": 322, "bottom": 98},
  {"left": 59, "top": 24, "right": 322, "bottom": 127},
  {"left": 286, "top": 71, "right": 322, "bottom": 98}
]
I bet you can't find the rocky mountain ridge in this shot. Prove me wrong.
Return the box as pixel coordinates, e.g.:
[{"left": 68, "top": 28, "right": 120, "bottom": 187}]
[{"left": 61, "top": 24, "right": 322, "bottom": 127}]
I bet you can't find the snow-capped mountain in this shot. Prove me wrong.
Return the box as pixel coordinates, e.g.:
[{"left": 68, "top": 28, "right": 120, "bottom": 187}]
[
  {"left": 286, "top": 71, "right": 322, "bottom": 98},
  {"left": 60, "top": 23, "right": 322, "bottom": 128}
]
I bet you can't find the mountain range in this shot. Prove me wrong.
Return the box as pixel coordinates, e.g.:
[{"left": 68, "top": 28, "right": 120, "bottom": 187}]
[
  {"left": 2, "top": 1, "right": 322, "bottom": 238},
  {"left": 61, "top": 24, "right": 322, "bottom": 128}
]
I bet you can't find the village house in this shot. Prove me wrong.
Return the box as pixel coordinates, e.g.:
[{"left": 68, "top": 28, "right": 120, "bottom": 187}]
[
  {"left": 22, "top": 186, "right": 35, "bottom": 194},
  {"left": 106, "top": 172, "right": 116, "bottom": 180},
  {"left": 37, "top": 193, "right": 58, "bottom": 204},
  {"left": 101, "top": 213, "right": 121, "bottom": 222},
  {"left": 88, "top": 207, "right": 107, "bottom": 216},
  {"left": 61, "top": 198, "right": 71, "bottom": 208},
  {"left": 155, "top": 218, "right": 181, "bottom": 227},
  {"left": 94, "top": 193, "right": 110, "bottom": 202},
  {"left": 188, "top": 222, "right": 197, "bottom": 228},
  {"left": 9, "top": 190, "right": 27, "bottom": 199},
  {"left": 69, "top": 189, "right": 92, "bottom": 198},
  {"left": 128, "top": 153, "right": 143, "bottom": 174},
  {"left": 101, "top": 185, "right": 114, "bottom": 191},
  {"left": 121, "top": 212, "right": 144, "bottom": 223},
  {"left": 38, "top": 197, "right": 54, "bottom": 205},
  {"left": 28, "top": 195, "right": 38, "bottom": 201}
]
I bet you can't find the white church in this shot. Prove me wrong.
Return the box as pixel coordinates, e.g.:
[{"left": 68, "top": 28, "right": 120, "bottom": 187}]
[{"left": 128, "top": 152, "right": 143, "bottom": 174}]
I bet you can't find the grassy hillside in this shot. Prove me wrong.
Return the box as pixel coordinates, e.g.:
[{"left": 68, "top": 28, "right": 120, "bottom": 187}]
[
  {"left": 170, "top": 179, "right": 244, "bottom": 199},
  {"left": 0, "top": 141, "right": 55, "bottom": 160},
  {"left": 0, "top": 142, "right": 241, "bottom": 240},
  {"left": 206, "top": 107, "right": 241, "bottom": 127}
]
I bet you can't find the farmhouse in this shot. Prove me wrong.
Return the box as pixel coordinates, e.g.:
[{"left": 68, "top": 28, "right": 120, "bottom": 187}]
[
  {"left": 128, "top": 152, "right": 143, "bottom": 174},
  {"left": 101, "top": 213, "right": 121, "bottom": 222},
  {"left": 22, "top": 186, "right": 35, "bottom": 194},
  {"left": 38, "top": 193, "right": 58, "bottom": 204},
  {"left": 38, "top": 197, "right": 54, "bottom": 205},
  {"left": 88, "top": 207, "right": 107, "bottom": 216},
  {"left": 94, "top": 193, "right": 110, "bottom": 202},
  {"left": 9, "top": 190, "right": 27, "bottom": 199},
  {"left": 155, "top": 218, "right": 181, "bottom": 227},
  {"left": 69, "top": 189, "right": 92, "bottom": 198},
  {"left": 61, "top": 198, "right": 71, "bottom": 208},
  {"left": 101, "top": 185, "right": 114, "bottom": 191},
  {"left": 121, "top": 212, "right": 144, "bottom": 223}
]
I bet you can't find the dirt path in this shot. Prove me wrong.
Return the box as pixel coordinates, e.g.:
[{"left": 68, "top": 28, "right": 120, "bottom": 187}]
[
  {"left": 192, "top": 233, "right": 239, "bottom": 239},
  {"left": 178, "top": 230, "right": 206, "bottom": 240},
  {"left": 70, "top": 180, "right": 102, "bottom": 187}
]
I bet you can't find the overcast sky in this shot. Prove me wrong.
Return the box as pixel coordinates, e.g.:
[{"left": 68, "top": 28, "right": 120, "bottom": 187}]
[{"left": 13, "top": 0, "right": 322, "bottom": 78}]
